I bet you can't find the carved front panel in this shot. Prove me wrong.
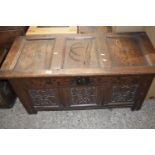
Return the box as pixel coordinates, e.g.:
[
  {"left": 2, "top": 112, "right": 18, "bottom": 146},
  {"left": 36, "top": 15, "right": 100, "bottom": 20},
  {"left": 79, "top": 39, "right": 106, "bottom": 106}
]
[
  {"left": 70, "top": 86, "right": 97, "bottom": 105},
  {"left": 29, "top": 89, "right": 59, "bottom": 106},
  {"left": 111, "top": 84, "right": 139, "bottom": 103}
]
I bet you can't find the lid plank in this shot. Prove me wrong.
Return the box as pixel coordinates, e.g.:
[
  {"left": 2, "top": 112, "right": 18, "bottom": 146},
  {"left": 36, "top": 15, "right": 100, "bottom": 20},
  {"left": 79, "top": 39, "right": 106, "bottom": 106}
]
[{"left": 14, "top": 38, "right": 55, "bottom": 72}]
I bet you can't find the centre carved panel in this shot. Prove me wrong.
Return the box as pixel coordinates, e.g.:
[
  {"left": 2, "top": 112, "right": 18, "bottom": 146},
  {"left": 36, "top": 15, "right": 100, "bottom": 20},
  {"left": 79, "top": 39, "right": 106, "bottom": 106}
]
[
  {"left": 29, "top": 89, "right": 58, "bottom": 106},
  {"left": 63, "top": 37, "right": 99, "bottom": 68},
  {"left": 70, "top": 86, "right": 97, "bottom": 105}
]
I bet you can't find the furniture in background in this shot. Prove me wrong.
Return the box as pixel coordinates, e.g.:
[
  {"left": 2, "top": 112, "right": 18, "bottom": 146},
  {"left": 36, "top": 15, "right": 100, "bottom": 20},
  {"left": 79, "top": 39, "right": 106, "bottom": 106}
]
[
  {"left": 0, "top": 29, "right": 155, "bottom": 114},
  {"left": 112, "top": 26, "right": 145, "bottom": 33},
  {"left": 26, "top": 26, "right": 111, "bottom": 36},
  {"left": 26, "top": 26, "right": 77, "bottom": 35},
  {"left": 0, "top": 26, "right": 27, "bottom": 108}
]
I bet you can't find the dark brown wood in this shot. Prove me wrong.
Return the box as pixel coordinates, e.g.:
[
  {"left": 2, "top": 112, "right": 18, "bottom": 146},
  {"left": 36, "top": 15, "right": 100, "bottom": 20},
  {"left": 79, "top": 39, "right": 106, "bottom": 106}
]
[
  {"left": 1, "top": 30, "right": 155, "bottom": 113},
  {"left": 0, "top": 26, "right": 28, "bottom": 108}
]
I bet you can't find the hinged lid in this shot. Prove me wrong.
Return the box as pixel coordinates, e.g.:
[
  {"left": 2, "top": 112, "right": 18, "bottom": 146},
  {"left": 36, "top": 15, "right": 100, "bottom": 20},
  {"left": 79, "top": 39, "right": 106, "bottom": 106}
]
[{"left": 1, "top": 33, "right": 155, "bottom": 78}]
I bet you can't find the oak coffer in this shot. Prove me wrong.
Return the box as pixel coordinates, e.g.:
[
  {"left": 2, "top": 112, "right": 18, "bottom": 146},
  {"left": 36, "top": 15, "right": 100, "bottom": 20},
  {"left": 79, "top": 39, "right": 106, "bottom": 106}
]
[{"left": 0, "top": 33, "right": 155, "bottom": 114}]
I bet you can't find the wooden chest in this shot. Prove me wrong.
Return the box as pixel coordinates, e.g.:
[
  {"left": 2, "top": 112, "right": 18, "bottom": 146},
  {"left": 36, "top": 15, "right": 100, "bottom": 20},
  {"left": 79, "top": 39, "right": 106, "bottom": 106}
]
[{"left": 0, "top": 32, "right": 155, "bottom": 114}]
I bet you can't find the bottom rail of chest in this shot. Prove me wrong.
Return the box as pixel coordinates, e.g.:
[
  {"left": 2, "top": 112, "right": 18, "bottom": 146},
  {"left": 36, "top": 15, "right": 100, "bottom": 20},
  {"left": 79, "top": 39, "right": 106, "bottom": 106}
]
[
  {"left": 9, "top": 76, "right": 153, "bottom": 114},
  {"left": 34, "top": 104, "right": 133, "bottom": 112}
]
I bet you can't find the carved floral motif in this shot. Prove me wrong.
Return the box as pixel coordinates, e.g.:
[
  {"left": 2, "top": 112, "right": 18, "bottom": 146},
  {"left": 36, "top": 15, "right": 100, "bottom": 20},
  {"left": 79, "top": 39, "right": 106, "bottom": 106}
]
[
  {"left": 29, "top": 89, "right": 58, "bottom": 106},
  {"left": 111, "top": 84, "right": 139, "bottom": 103},
  {"left": 71, "top": 86, "right": 97, "bottom": 105}
]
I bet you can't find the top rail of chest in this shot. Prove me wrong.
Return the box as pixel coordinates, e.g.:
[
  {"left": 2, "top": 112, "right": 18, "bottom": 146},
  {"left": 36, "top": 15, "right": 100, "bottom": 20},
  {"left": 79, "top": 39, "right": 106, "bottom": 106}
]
[{"left": 1, "top": 33, "right": 155, "bottom": 78}]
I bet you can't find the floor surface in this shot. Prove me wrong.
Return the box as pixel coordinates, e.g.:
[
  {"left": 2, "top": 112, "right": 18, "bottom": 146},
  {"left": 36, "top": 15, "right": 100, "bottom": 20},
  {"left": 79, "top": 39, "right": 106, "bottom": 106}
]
[{"left": 0, "top": 99, "right": 155, "bottom": 128}]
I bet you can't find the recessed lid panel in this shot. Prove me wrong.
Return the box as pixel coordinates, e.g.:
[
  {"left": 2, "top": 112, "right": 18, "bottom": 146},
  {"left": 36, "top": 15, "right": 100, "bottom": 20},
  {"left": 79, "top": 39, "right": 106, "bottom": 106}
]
[
  {"left": 14, "top": 38, "right": 55, "bottom": 72},
  {"left": 107, "top": 36, "right": 146, "bottom": 67}
]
